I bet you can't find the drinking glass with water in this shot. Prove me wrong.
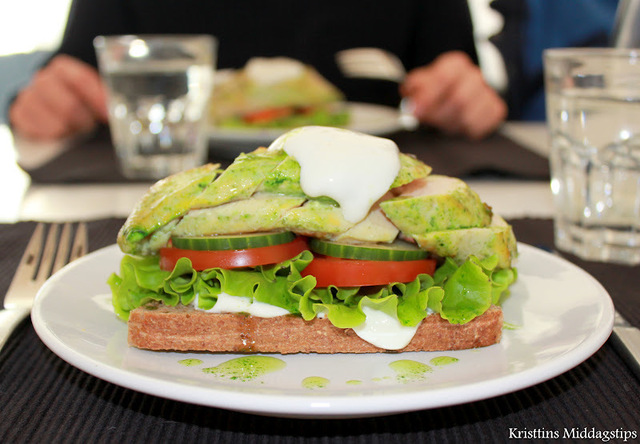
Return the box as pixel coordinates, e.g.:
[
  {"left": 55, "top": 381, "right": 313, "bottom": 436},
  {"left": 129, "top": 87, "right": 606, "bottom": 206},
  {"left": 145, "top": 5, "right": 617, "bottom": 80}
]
[
  {"left": 544, "top": 48, "right": 640, "bottom": 265},
  {"left": 94, "top": 34, "right": 216, "bottom": 180}
]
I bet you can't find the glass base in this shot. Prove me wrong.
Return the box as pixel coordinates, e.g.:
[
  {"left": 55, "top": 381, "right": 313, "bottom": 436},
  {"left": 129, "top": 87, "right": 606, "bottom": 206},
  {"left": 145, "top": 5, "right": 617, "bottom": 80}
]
[
  {"left": 554, "top": 220, "right": 640, "bottom": 265},
  {"left": 118, "top": 152, "right": 204, "bottom": 181}
]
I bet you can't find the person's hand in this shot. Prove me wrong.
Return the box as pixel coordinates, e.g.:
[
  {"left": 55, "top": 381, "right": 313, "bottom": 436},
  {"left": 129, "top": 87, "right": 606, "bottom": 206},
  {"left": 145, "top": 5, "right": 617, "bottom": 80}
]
[
  {"left": 400, "top": 51, "right": 507, "bottom": 140},
  {"left": 9, "top": 54, "right": 109, "bottom": 140}
]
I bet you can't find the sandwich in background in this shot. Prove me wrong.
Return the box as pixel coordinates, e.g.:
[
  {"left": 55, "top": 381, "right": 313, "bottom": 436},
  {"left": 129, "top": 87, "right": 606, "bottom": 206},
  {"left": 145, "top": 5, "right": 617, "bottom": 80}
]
[{"left": 209, "top": 57, "right": 349, "bottom": 129}]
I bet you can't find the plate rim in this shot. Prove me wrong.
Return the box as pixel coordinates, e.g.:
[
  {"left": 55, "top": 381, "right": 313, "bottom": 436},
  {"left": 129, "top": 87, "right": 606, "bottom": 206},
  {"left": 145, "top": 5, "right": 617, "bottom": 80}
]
[{"left": 31, "top": 242, "right": 615, "bottom": 418}]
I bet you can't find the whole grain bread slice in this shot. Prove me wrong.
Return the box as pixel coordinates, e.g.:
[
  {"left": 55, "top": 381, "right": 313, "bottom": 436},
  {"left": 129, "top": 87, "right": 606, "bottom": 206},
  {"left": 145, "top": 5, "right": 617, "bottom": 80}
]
[{"left": 128, "top": 303, "right": 503, "bottom": 354}]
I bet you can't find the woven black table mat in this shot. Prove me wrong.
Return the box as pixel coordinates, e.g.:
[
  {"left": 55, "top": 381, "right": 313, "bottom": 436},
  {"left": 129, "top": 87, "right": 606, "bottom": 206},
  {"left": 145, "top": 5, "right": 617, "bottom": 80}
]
[
  {"left": 1, "top": 218, "right": 638, "bottom": 443},
  {"left": 21, "top": 127, "right": 550, "bottom": 185}
]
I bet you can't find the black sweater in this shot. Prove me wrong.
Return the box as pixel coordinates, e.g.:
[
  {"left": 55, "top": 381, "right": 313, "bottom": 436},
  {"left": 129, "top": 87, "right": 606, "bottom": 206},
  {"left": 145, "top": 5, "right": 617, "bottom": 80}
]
[{"left": 54, "top": 0, "right": 478, "bottom": 107}]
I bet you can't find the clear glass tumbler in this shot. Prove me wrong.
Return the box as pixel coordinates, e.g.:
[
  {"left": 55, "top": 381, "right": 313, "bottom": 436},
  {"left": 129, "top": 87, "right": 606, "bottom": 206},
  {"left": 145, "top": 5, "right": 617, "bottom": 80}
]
[
  {"left": 94, "top": 34, "right": 216, "bottom": 180},
  {"left": 544, "top": 48, "right": 640, "bottom": 264}
]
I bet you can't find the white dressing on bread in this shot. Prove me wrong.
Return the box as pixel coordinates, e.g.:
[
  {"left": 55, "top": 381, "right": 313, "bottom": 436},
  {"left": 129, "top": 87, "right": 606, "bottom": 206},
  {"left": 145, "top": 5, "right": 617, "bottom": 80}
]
[
  {"left": 353, "top": 304, "right": 421, "bottom": 350},
  {"left": 268, "top": 126, "right": 401, "bottom": 223},
  {"left": 195, "top": 292, "right": 424, "bottom": 350},
  {"left": 195, "top": 293, "right": 290, "bottom": 318}
]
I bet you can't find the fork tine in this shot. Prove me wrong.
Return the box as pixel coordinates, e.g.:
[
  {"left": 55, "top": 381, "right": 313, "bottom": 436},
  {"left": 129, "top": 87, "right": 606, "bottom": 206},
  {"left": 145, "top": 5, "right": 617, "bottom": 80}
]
[
  {"left": 51, "top": 223, "right": 72, "bottom": 275},
  {"left": 11, "top": 223, "right": 46, "bottom": 286},
  {"left": 36, "top": 223, "right": 61, "bottom": 283},
  {"left": 48, "top": 222, "right": 88, "bottom": 277},
  {"left": 70, "top": 222, "right": 88, "bottom": 262}
]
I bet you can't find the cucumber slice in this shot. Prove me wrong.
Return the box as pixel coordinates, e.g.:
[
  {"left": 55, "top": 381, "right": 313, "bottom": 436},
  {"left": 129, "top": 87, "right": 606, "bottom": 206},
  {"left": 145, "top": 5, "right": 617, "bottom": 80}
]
[
  {"left": 172, "top": 231, "right": 296, "bottom": 251},
  {"left": 309, "top": 238, "right": 428, "bottom": 261}
]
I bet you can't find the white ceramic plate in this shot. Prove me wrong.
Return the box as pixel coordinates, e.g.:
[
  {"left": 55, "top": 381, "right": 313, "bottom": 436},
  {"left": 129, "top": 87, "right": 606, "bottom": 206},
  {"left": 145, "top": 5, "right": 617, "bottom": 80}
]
[
  {"left": 207, "top": 102, "right": 405, "bottom": 157},
  {"left": 31, "top": 243, "right": 614, "bottom": 418}
]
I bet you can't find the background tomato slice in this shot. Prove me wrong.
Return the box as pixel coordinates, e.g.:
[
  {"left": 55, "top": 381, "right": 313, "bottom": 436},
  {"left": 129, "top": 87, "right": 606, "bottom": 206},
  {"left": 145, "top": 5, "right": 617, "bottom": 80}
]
[
  {"left": 159, "top": 236, "right": 308, "bottom": 270},
  {"left": 243, "top": 107, "right": 293, "bottom": 124},
  {"left": 301, "top": 255, "right": 436, "bottom": 287}
]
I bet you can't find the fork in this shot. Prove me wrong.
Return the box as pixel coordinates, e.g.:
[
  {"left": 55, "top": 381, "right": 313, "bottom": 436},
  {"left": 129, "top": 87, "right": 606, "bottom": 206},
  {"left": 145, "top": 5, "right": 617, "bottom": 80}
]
[
  {"left": 0, "top": 222, "right": 88, "bottom": 351},
  {"left": 335, "top": 47, "right": 418, "bottom": 129},
  {"left": 335, "top": 47, "right": 407, "bottom": 82}
]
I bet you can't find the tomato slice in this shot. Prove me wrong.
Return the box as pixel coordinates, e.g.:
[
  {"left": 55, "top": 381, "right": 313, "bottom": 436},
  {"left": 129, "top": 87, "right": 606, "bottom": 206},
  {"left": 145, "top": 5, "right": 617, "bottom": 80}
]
[
  {"left": 302, "top": 255, "right": 436, "bottom": 287},
  {"left": 159, "top": 236, "right": 308, "bottom": 271},
  {"left": 243, "top": 107, "right": 294, "bottom": 124}
]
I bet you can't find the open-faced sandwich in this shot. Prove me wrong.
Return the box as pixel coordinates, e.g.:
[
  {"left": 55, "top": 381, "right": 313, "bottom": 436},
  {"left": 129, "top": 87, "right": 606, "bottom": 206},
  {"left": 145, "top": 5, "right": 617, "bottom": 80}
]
[
  {"left": 108, "top": 126, "right": 517, "bottom": 354},
  {"left": 209, "top": 57, "right": 349, "bottom": 129}
]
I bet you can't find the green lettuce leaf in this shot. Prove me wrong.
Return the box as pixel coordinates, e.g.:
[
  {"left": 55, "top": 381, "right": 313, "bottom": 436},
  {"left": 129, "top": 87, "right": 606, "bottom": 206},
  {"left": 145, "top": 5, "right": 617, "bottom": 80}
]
[
  {"left": 441, "top": 259, "right": 493, "bottom": 324},
  {"left": 108, "top": 251, "right": 516, "bottom": 327},
  {"left": 433, "top": 255, "right": 517, "bottom": 324},
  {"left": 107, "top": 255, "right": 175, "bottom": 319},
  {"left": 109, "top": 251, "right": 316, "bottom": 320},
  {"left": 395, "top": 276, "right": 445, "bottom": 327}
]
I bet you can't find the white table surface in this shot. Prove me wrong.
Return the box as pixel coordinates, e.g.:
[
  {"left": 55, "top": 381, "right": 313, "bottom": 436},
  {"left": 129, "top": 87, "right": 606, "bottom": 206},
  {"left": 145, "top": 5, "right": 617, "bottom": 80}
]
[{"left": 0, "top": 122, "right": 554, "bottom": 224}]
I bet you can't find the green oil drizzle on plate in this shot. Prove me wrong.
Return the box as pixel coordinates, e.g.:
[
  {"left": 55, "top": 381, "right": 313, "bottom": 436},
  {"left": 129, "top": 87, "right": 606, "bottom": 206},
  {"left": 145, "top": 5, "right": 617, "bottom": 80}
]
[
  {"left": 389, "top": 359, "right": 432, "bottom": 383},
  {"left": 429, "top": 356, "right": 459, "bottom": 367},
  {"left": 346, "top": 380, "right": 363, "bottom": 386},
  {"left": 372, "top": 376, "right": 392, "bottom": 382},
  {"left": 178, "top": 358, "right": 203, "bottom": 367},
  {"left": 503, "top": 321, "right": 520, "bottom": 330},
  {"left": 202, "top": 356, "right": 286, "bottom": 382},
  {"left": 302, "top": 376, "right": 330, "bottom": 390}
]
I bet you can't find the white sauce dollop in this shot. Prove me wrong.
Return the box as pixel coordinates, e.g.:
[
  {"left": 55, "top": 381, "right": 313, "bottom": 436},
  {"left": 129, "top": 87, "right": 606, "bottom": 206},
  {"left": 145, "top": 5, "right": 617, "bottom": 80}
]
[
  {"left": 245, "top": 57, "right": 305, "bottom": 86},
  {"left": 195, "top": 292, "right": 290, "bottom": 318},
  {"left": 268, "top": 126, "right": 401, "bottom": 223},
  {"left": 352, "top": 305, "right": 420, "bottom": 350}
]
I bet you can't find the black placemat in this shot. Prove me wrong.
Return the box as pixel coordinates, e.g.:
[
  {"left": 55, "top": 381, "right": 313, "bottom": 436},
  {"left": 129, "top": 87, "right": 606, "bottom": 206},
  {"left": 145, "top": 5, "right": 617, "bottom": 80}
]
[
  {"left": 21, "top": 126, "right": 550, "bottom": 185},
  {"left": 1, "top": 218, "right": 638, "bottom": 443},
  {"left": 21, "top": 128, "right": 143, "bottom": 184},
  {"left": 392, "top": 129, "right": 550, "bottom": 180}
]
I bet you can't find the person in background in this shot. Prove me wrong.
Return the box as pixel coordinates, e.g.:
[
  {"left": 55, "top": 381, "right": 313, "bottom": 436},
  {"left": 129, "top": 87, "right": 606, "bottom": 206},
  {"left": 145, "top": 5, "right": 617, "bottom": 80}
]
[
  {"left": 490, "top": 0, "right": 619, "bottom": 121},
  {"left": 9, "top": 0, "right": 507, "bottom": 141}
]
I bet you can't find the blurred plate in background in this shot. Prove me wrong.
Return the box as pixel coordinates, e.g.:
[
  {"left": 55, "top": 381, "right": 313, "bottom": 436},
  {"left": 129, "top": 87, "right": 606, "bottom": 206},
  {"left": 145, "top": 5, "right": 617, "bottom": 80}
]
[{"left": 208, "top": 102, "right": 404, "bottom": 158}]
